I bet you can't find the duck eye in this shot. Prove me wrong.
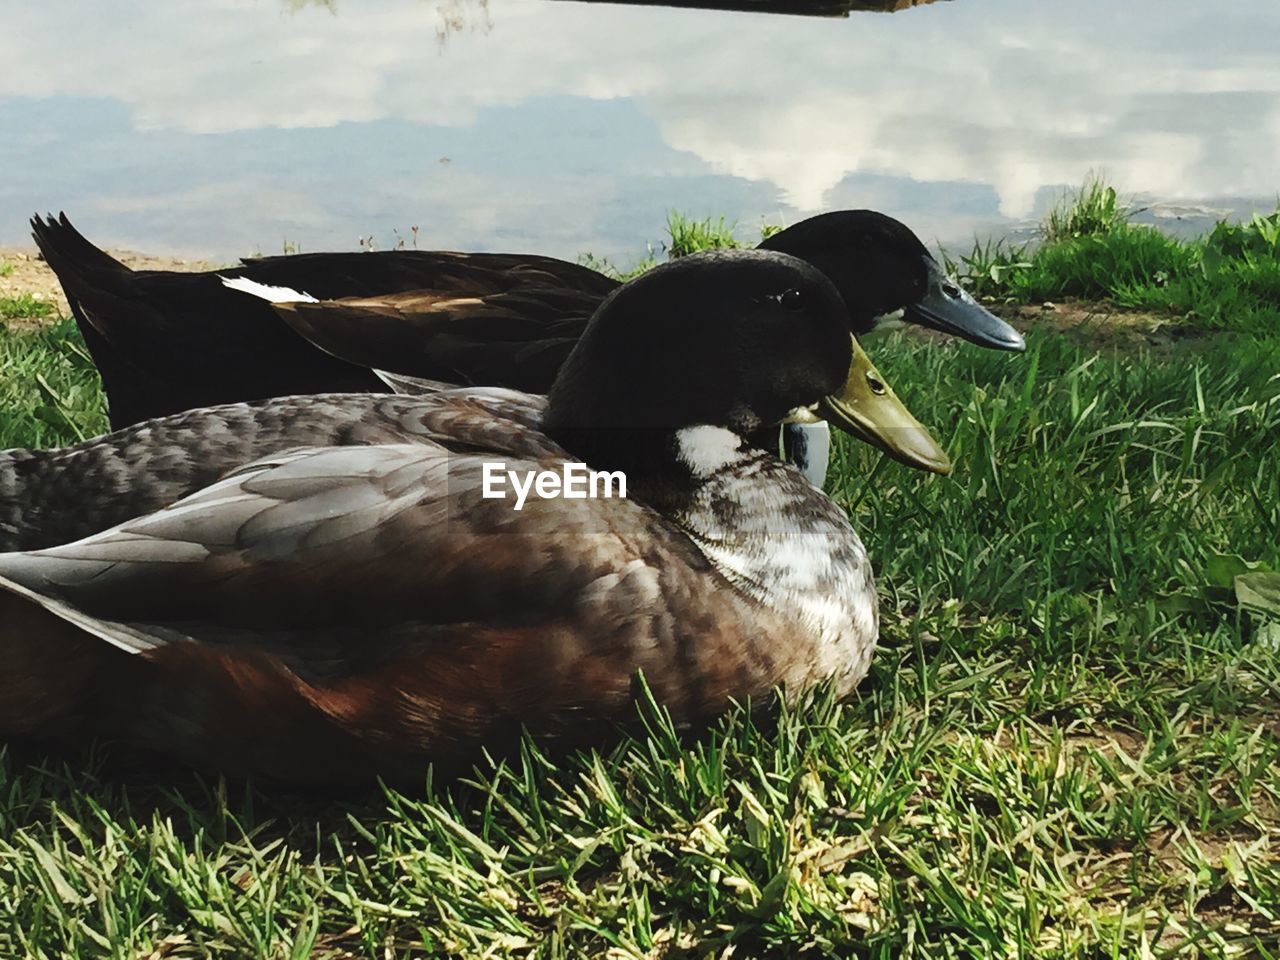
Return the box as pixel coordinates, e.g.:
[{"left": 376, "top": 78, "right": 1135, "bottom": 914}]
[
  {"left": 778, "top": 288, "right": 804, "bottom": 311},
  {"left": 866, "top": 373, "right": 887, "bottom": 396}
]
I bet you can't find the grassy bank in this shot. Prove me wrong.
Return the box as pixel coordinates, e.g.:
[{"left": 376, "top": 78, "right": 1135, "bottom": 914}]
[
  {"left": 0, "top": 316, "right": 106, "bottom": 448},
  {"left": 1, "top": 197, "right": 1279, "bottom": 958},
  {"left": 944, "top": 179, "right": 1280, "bottom": 336}
]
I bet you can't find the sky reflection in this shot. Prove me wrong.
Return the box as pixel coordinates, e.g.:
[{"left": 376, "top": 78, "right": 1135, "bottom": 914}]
[{"left": 1, "top": 0, "right": 1276, "bottom": 262}]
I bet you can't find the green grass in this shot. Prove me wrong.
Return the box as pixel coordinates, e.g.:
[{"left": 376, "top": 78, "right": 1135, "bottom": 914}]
[
  {"left": 945, "top": 182, "right": 1280, "bottom": 336},
  {"left": 0, "top": 261, "right": 15, "bottom": 278},
  {"left": 0, "top": 293, "right": 55, "bottom": 323},
  {"left": 0, "top": 317, "right": 107, "bottom": 447},
  {"left": 575, "top": 251, "right": 659, "bottom": 283},
  {"left": 1043, "top": 175, "right": 1131, "bottom": 243},
  {"left": 665, "top": 212, "right": 741, "bottom": 259},
  {"left": 2, "top": 214, "right": 1280, "bottom": 957},
  {"left": 579, "top": 213, "right": 781, "bottom": 280}
]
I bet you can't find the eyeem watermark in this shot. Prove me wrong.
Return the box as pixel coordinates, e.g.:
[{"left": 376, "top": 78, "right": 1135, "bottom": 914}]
[{"left": 481, "top": 462, "right": 627, "bottom": 511}]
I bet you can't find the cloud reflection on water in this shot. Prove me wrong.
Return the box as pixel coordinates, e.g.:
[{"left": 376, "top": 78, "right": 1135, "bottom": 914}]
[{"left": 0, "top": 0, "right": 1276, "bottom": 260}]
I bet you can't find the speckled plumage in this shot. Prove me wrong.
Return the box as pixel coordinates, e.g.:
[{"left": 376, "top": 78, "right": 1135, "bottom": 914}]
[{"left": 0, "top": 392, "right": 546, "bottom": 552}]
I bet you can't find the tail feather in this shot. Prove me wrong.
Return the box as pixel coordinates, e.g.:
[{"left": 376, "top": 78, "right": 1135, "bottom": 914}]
[
  {"left": 29, "top": 213, "right": 167, "bottom": 428},
  {"left": 31, "top": 212, "right": 131, "bottom": 279},
  {"left": 27, "top": 213, "right": 385, "bottom": 428},
  {"left": 30, "top": 212, "right": 133, "bottom": 342}
]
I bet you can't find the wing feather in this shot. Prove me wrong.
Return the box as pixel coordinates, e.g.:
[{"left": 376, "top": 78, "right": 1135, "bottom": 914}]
[
  {"left": 273, "top": 285, "right": 599, "bottom": 391},
  {"left": 0, "top": 442, "right": 710, "bottom": 681},
  {"left": 1, "top": 390, "right": 552, "bottom": 552}
]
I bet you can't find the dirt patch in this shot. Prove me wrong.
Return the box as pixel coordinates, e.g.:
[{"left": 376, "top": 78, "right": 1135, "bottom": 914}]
[
  {"left": 876, "top": 298, "right": 1213, "bottom": 354},
  {"left": 0, "top": 246, "right": 211, "bottom": 320},
  {"left": 1, "top": 249, "right": 72, "bottom": 316},
  {"left": 993, "top": 300, "right": 1212, "bottom": 353}
]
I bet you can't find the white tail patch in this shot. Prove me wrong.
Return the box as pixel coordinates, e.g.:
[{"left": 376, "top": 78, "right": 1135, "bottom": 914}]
[{"left": 219, "top": 275, "right": 318, "bottom": 304}]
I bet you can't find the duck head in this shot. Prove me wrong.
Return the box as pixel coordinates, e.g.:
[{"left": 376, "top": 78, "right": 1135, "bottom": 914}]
[
  {"left": 758, "top": 210, "right": 1025, "bottom": 352},
  {"left": 542, "top": 249, "right": 950, "bottom": 482}
]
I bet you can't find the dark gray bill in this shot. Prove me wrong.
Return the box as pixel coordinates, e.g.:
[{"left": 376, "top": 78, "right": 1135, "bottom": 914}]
[{"left": 905, "top": 255, "right": 1026, "bottom": 352}]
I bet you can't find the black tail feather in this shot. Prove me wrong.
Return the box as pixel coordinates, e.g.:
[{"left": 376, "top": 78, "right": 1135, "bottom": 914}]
[
  {"left": 23, "top": 214, "right": 617, "bottom": 429},
  {"left": 28, "top": 213, "right": 384, "bottom": 428},
  {"left": 29, "top": 213, "right": 168, "bottom": 428},
  {"left": 31, "top": 212, "right": 131, "bottom": 279}
]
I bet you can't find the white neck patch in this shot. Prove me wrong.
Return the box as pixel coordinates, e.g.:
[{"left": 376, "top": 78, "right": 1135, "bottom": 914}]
[{"left": 675, "top": 425, "right": 745, "bottom": 478}]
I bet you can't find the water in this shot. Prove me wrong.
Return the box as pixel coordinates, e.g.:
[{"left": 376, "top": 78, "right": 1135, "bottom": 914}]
[{"left": 1, "top": 0, "right": 1277, "bottom": 264}]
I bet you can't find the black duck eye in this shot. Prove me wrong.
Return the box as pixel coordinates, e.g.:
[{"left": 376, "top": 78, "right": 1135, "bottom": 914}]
[
  {"left": 778, "top": 288, "right": 804, "bottom": 311},
  {"left": 866, "top": 373, "right": 887, "bottom": 396}
]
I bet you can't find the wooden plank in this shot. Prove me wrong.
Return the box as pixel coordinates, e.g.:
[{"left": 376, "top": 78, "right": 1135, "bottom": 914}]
[{"left": 548, "top": 0, "right": 946, "bottom": 17}]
